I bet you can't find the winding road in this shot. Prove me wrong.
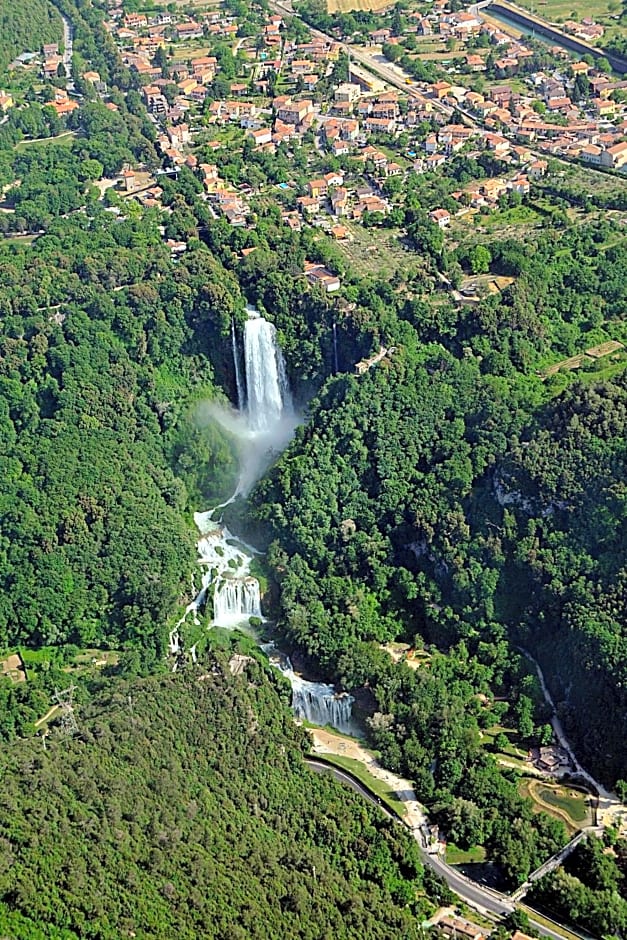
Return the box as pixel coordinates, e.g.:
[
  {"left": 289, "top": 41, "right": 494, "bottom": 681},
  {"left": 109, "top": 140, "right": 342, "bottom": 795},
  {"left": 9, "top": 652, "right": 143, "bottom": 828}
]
[
  {"left": 520, "top": 649, "right": 626, "bottom": 831},
  {"left": 306, "top": 756, "right": 584, "bottom": 940},
  {"left": 50, "top": 2, "right": 74, "bottom": 89}
]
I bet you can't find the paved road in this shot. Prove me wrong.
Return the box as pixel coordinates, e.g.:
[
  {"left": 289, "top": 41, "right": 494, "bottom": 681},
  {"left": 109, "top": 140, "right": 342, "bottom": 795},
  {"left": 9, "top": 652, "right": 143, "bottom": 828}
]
[
  {"left": 50, "top": 2, "right": 74, "bottom": 88},
  {"left": 307, "top": 756, "right": 507, "bottom": 916},
  {"left": 306, "top": 756, "right": 588, "bottom": 940},
  {"left": 269, "top": 0, "right": 452, "bottom": 117},
  {"left": 61, "top": 12, "right": 74, "bottom": 87}
]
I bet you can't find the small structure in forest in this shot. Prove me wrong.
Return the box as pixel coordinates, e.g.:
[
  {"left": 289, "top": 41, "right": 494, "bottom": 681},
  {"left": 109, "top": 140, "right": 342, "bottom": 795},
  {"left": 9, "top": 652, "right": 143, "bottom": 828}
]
[
  {"left": 355, "top": 345, "right": 396, "bottom": 375},
  {"left": 0, "top": 652, "right": 26, "bottom": 683}
]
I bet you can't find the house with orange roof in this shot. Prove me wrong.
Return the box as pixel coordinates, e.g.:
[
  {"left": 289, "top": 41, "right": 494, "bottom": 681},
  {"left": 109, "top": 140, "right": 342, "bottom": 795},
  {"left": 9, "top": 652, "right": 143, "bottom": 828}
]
[
  {"left": 429, "top": 208, "right": 450, "bottom": 228},
  {"left": 50, "top": 98, "right": 79, "bottom": 116},
  {"left": 601, "top": 140, "right": 627, "bottom": 169}
]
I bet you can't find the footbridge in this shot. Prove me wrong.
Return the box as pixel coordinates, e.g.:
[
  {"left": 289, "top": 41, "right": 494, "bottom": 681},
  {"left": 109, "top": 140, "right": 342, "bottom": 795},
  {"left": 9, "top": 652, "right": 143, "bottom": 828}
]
[{"left": 509, "top": 829, "right": 601, "bottom": 902}]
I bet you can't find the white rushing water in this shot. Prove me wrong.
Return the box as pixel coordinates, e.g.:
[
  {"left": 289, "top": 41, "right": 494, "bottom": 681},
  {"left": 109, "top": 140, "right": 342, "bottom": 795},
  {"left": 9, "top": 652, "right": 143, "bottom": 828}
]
[
  {"left": 213, "top": 576, "right": 261, "bottom": 627},
  {"left": 243, "top": 307, "right": 292, "bottom": 433},
  {"left": 262, "top": 644, "right": 358, "bottom": 737},
  {"left": 171, "top": 304, "right": 357, "bottom": 735}
]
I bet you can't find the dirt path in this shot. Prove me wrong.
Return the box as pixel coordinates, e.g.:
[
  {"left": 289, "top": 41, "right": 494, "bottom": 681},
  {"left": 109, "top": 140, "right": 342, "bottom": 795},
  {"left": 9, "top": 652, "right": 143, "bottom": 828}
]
[
  {"left": 34, "top": 704, "right": 61, "bottom": 728},
  {"left": 309, "top": 728, "right": 429, "bottom": 832}
]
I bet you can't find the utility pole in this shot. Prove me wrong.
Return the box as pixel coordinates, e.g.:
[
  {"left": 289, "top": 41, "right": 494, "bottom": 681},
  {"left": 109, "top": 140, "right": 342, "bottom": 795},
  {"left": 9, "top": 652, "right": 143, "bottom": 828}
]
[{"left": 53, "top": 685, "right": 79, "bottom": 737}]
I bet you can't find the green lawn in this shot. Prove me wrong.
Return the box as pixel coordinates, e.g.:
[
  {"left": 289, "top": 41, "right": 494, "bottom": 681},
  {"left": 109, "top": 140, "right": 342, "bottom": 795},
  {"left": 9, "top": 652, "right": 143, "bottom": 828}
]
[
  {"left": 480, "top": 204, "right": 543, "bottom": 231},
  {"left": 519, "top": 904, "right": 587, "bottom": 940},
  {"left": 481, "top": 724, "right": 529, "bottom": 761},
  {"left": 513, "top": 0, "right": 619, "bottom": 29},
  {"left": 446, "top": 843, "right": 487, "bottom": 865},
  {"left": 2, "top": 234, "right": 39, "bottom": 246},
  {"left": 15, "top": 130, "right": 75, "bottom": 151},
  {"left": 534, "top": 784, "right": 590, "bottom": 824},
  {"left": 518, "top": 778, "right": 593, "bottom": 830},
  {"left": 311, "top": 752, "right": 410, "bottom": 819},
  {"left": 577, "top": 355, "right": 627, "bottom": 385}
]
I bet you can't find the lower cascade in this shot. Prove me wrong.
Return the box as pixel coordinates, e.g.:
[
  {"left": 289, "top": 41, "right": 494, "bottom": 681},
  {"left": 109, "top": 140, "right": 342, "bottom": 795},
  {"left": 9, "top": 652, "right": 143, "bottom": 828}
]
[
  {"left": 262, "top": 645, "right": 357, "bottom": 737},
  {"left": 213, "top": 576, "right": 261, "bottom": 627},
  {"left": 292, "top": 678, "right": 355, "bottom": 737}
]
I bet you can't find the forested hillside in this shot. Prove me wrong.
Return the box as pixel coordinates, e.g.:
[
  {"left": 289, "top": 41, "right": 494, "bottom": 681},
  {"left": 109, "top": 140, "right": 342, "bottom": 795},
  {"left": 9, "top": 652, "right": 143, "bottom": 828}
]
[
  {"left": 504, "top": 379, "right": 627, "bottom": 783},
  {"left": 248, "top": 224, "right": 627, "bottom": 790},
  {"left": 0, "top": 0, "right": 62, "bottom": 75},
  {"left": 0, "top": 0, "right": 626, "bottom": 932},
  {"left": 0, "top": 651, "right": 432, "bottom": 940},
  {"left": 0, "top": 214, "right": 242, "bottom": 657}
]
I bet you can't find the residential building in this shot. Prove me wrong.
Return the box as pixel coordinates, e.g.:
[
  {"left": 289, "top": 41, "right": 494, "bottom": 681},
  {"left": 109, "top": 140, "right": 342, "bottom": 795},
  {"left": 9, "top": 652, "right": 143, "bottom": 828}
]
[{"left": 429, "top": 208, "right": 451, "bottom": 227}]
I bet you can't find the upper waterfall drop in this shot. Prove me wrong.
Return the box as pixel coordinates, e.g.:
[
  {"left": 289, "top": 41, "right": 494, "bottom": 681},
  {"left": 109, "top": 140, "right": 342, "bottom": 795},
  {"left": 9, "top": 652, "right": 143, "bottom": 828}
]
[{"left": 243, "top": 310, "right": 292, "bottom": 433}]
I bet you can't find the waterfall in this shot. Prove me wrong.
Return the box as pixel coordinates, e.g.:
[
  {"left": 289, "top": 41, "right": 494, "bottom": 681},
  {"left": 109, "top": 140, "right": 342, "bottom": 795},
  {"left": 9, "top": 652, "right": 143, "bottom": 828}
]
[
  {"left": 262, "top": 644, "right": 357, "bottom": 736},
  {"left": 292, "top": 678, "right": 355, "bottom": 736},
  {"left": 244, "top": 314, "right": 292, "bottom": 432},
  {"left": 213, "top": 576, "right": 262, "bottom": 626},
  {"left": 231, "top": 319, "right": 245, "bottom": 411}
]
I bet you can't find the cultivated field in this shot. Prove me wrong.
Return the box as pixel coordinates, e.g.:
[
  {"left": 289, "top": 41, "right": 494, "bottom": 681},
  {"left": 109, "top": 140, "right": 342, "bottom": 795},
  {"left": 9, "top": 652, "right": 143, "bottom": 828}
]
[
  {"left": 328, "top": 0, "right": 393, "bottom": 12},
  {"left": 512, "top": 0, "right": 620, "bottom": 27},
  {"left": 334, "top": 221, "right": 420, "bottom": 278}
]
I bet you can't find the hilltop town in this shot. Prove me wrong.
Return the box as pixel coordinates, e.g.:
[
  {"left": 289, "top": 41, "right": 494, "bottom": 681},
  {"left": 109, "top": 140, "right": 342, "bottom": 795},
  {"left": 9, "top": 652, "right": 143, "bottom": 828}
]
[{"left": 3, "top": 0, "right": 627, "bottom": 291}]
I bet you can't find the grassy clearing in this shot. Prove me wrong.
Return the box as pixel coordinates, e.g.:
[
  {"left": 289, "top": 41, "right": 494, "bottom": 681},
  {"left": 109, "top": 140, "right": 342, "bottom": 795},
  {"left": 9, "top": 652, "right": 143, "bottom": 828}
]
[
  {"left": 313, "top": 752, "right": 410, "bottom": 818},
  {"left": 481, "top": 204, "right": 543, "bottom": 230},
  {"left": 446, "top": 843, "right": 487, "bottom": 865},
  {"left": 481, "top": 724, "right": 529, "bottom": 760},
  {"left": 63, "top": 649, "right": 120, "bottom": 674},
  {"left": 15, "top": 131, "right": 75, "bottom": 151},
  {"left": 519, "top": 903, "right": 588, "bottom": 940},
  {"left": 335, "top": 221, "right": 419, "bottom": 278},
  {"left": 578, "top": 356, "right": 627, "bottom": 384},
  {"left": 170, "top": 41, "right": 215, "bottom": 63},
  {"left": 534, "top": 784, "right": 589, "bottom": 823},
  {"left": 2, "top": 234, "right": 39, "bottom": 246},
  {"left": 542, "top": 162, "right": 627, "bottom": 199},
  {"left": 518, "top": 778, "right": 593, "bottom": 830},
  {"left": 513, "top": 0, "right": 618, "bottom": 27}
]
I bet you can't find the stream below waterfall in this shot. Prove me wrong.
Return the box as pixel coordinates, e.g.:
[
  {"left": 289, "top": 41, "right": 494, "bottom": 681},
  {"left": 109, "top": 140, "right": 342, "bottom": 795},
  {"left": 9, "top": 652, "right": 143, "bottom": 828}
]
[{"left": 170, "top": 306, "right": 360, "bottom": 738}]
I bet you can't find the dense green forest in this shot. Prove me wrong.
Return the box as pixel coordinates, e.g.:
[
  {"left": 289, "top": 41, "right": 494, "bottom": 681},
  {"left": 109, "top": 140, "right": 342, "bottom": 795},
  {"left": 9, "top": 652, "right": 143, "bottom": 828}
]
[
  {"left": 0, "top": 0, "right": 626, "bottom": 932},
  {"left": 0, "top": 213, "right": 243, "bottom": 657},
  {"left": 245, "top": 222, "right": 627, "bottom": 790},
  {"left": 0, "top": 648, "right": 434, "bottom": 939},
  {"left": 530, "top": 833, "right": 627, "bottom": 936},
  {"left": 0, "top": 0, "right": 62, "bottom": 76}
]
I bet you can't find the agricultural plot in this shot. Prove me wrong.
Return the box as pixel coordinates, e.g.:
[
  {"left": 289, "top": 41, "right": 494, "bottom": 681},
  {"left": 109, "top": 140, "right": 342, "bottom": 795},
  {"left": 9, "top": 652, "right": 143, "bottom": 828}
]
[
  {"left": 513, "top": 0, "right": 618, "bottom": 28},
  {"left": 334, "top": 221, "right": 419, "bottom": 278}
]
